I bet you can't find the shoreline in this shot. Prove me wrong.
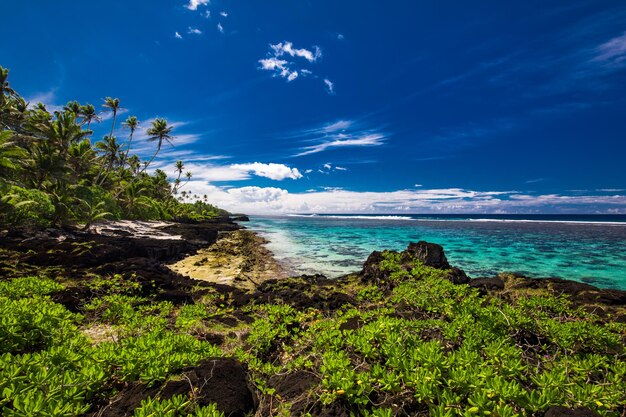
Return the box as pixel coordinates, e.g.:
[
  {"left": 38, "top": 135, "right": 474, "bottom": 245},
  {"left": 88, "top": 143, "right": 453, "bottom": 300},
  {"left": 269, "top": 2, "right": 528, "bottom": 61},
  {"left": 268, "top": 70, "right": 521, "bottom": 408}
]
[
  {"left": 1, "top": 219, "right": 626, "bottom": 416},
  {"left": 167, "top": 229, "right": 288, "bottom": 289}
]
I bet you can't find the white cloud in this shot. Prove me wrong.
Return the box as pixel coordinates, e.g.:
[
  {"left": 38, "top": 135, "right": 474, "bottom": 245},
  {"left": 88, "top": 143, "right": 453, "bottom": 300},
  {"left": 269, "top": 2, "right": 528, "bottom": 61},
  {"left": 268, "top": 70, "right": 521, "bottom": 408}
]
[
  {"left": 175, "top": 32, "right": 183, "bottom": 39},
  {"left": 203, "top": 10, "right": 211, "bottom": 18},
  {"left": 159, "top": 161, "right": 302, "bottom": 183},
  {"left": 220, "top": 11, "right": 228, "bottom": 17},
  {"left": 335, "top": 166, "right": 348, "bottom": 171},
  {"left": 185, "top": 0, "right": 209, "bottom": 11},
  {"left": 323, "top": 78, "right": 335, "bottom": 94},
  {"left": 188, "top": 27, "right": 202, "bottom": 35},
  {"left": 337, "top": 33, "right": 345, "bottom": 40},
  {"left": 176, "top": 185, "right": 626, "bottom": 215},
  {"left": 258, "top": 58, "right": 298, "bottom": 81},
  {"left": 270, "top": 42, "right": 321, "bottom": 63},
  {"left": 217, "top": 22, "right": 224, "bottom": 33},
  {"left": 229, "top": 162, "right": 302, "bottom": 180},
  {"left": 258, "top": 41, "right": 323, "bottom": 84}
]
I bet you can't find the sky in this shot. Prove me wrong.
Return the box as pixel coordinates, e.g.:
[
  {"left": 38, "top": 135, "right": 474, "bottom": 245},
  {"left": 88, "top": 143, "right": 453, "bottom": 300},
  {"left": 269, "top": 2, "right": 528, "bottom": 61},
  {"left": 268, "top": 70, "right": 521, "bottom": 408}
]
[{"left": 1, "top": 0, "right": 626, "bottom": 214}]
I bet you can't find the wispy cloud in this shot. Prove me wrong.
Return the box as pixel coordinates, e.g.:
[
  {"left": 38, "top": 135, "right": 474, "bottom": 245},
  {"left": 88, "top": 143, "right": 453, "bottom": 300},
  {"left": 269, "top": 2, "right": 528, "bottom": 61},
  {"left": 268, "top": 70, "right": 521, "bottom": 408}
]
[
  {"left": 291, "top": 119, "right": 389, "bottom": 157},
  {"left": 187, "top": 27, "right": 202, "bottom": 35},
  {"left": 323, "top": 78, "right": 335, "bottom": 94},
  {"left": 175, "top": 32, "right": 183, "bottom": 39},
  {"left": 26, "top": 89, "right": 63, "bottom": 112},
  {"left": 217, "top": 22, "right": 224, "bottom": 34},
  {"left": 592, "top": 31, "right": 626, "bottom": 68},
  {"left": 185, "top": 0, "right": 209, "bottom": 11},
  {"left": 219, "top": 11, "right": 228, "bottom": 17}
]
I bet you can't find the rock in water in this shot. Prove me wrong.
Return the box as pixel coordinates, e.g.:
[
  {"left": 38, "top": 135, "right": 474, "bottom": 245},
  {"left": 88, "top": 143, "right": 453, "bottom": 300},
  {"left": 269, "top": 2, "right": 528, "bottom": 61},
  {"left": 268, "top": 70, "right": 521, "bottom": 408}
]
[
  {"left": 403, "top": 241, "right": 451, "bottom": 269},
  {"left": 361, "top": 241, "right": 470, "bottom": 285}
]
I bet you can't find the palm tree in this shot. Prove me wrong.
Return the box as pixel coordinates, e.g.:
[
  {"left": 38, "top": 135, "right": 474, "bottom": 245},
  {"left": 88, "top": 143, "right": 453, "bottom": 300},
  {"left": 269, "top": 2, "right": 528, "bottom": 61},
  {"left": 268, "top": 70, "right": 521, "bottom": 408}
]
[
  {"left": 103, "top": 97, "right": 121, "bottom": 138},
  {"left": 0, "top": 66, "right": 16, "bottom": 106},
  {"left": 95, "top": 135, "right": 121, "bottom": 185},
  {"left": 120, "top": 116, "right": 139, "bottom": 168},
  {"left": 0, "top": 131, "right": 27, "bottom": 181},
  {"left": 64, "top": 101, "right": 82, "bottom": 117},
  {"left": 141, "top": 118, "right": 174, "bottom": 173},
  {"left": 171, "top": 160, "right": 184, "bottom": 194},
  {"left": 80, "top": 104, "right": 100, "bottom": 131},
  {"left": 43, "top": 111, "right": 90, "bottom": 157},
  {"left": 68, "top": 139, "right": 96, "bottom": 178}
]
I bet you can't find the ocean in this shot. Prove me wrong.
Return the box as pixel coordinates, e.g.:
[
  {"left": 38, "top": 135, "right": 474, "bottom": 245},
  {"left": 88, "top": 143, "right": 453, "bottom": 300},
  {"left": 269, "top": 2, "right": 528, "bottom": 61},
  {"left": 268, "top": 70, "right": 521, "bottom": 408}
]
[{"left": 246, "top": 214, "right": 626, "bottom": 290}]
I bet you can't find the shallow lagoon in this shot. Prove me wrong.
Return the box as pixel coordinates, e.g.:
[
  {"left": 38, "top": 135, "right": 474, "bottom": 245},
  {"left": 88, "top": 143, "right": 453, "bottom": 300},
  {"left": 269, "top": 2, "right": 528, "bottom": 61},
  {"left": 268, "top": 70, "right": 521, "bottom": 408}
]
[{"left": 247, "top": 214, "right": 626, "bottom": 290}]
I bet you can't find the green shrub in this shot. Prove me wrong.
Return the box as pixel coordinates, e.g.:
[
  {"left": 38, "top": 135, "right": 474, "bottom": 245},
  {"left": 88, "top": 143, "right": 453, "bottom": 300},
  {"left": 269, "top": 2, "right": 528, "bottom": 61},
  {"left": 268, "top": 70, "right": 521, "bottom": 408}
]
[{"left": 2, "top": 186, "right": 54, "bottom": 226}]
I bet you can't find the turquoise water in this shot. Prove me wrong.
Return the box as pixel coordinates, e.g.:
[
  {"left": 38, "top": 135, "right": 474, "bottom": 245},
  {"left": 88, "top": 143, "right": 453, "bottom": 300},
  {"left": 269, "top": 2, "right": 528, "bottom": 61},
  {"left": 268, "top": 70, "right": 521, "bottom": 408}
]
[{"left": 246, "top": 215, "right": 626, "bottom": 290}]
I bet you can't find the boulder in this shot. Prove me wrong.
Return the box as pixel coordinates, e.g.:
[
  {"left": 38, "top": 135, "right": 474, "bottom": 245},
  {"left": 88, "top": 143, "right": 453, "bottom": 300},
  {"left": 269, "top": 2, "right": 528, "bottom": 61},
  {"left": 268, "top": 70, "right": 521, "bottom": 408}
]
[
  {"left": 361, "top": 241, "right": 470, "bottom": 285},
  {"left": 403, "top": 241, "right": 451, "bottom": 269}
]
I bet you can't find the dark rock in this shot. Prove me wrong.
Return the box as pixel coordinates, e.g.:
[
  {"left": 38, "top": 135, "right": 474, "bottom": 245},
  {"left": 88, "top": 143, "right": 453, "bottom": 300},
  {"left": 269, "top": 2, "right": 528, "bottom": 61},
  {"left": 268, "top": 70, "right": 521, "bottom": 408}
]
[
  {"left": 339, "top": 316, "right": 363, "bottom": 331},
  {"left": 404, "top": 241, "right": 451, "bottom": 269},
  {"left": 446, "top": 267, "right": 470, "bottom": 284},
  {"left": 544, "top": 406, "right": 600, "bottom": 417},
  {"left": 269, "top": 370, "right": 320, "bottom": 399},
  {"left": 95, "top": 358, "right": 256, "bottom": 417},
  {"left": 361, "top": 251, "right": 387, "bottom": 284},
  {"left": 470, "top": 277, "right": 505, "bottom": 291},
  {"left": 231, "top": 215, "right": 250, "bottom": 222},
  {"left": 361, "top": 242, "right": 470, "bottom": 286}
]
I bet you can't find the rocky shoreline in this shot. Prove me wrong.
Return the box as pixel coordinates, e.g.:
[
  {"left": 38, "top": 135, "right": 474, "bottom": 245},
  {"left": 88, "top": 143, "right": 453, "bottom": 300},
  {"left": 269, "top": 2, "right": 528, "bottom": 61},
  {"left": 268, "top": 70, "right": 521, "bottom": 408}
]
[{"left": 1, "top": 219, "right": 625, "bottom": 416}]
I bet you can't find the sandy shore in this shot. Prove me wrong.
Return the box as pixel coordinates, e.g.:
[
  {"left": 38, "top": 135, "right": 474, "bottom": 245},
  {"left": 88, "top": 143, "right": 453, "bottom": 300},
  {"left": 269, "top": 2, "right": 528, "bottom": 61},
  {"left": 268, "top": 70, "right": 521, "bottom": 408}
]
[{"left": 166, "top": 229, "right": 288, "bottom": 289}]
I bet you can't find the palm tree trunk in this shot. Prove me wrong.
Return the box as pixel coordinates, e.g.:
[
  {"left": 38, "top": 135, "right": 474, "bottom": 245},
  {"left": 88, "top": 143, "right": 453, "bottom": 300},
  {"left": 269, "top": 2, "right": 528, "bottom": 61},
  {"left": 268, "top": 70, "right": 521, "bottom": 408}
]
[
  {"left": 121, "top": 131, "right": 134, "bottom": 169},
  {"left": 139, "top": 140, "right": 162, "bottom": 175}
]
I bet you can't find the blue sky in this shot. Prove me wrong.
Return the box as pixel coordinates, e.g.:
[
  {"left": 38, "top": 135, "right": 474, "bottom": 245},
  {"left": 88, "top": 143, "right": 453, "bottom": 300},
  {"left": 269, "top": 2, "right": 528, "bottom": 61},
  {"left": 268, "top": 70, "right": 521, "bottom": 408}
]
[{"left": 2, "top": 0, "right": 626, "bottom": 213}]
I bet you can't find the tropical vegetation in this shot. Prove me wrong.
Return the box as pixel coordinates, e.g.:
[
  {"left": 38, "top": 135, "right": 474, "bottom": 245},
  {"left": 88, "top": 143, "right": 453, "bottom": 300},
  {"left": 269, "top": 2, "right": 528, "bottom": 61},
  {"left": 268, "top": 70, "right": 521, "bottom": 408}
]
[
  {"left": 0, "top": 253, "right": 624, "bottom": 416},
  {"left": 0, "top": 65, "right": 227, "bottom": 228}
]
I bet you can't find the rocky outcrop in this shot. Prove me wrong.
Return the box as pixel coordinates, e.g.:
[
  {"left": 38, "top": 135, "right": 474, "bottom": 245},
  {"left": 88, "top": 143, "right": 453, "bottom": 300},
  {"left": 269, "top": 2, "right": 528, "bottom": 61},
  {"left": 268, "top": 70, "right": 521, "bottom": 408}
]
[
  {"left": 402, "top": 241, "right": 451, "bottom": 269},
  {"left": 231, "top": 215, "right": 250, "bottom": 222},
  {"left": 361, "top": 241, "right": 470, "bottom": 285}
]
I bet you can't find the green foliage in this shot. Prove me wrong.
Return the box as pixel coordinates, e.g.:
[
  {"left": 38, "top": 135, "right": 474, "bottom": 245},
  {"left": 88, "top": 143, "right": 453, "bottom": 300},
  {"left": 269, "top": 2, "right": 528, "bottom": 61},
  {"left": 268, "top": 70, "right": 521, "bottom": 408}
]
[
  {"left": 0, "top": 296, "right": 81, "bottom": 354},
  {"left": 237, "top": 255, "right": 626, "bottom": 416},
  {"left": 1, "top": 185, "right": 54, "bottom": 226},
  {"left": 133, "top": 395, "right": 225, "bottom": 417},
  {"left": 0, "top": 276, "right": 64, "bottom": 299},
  {"left": 94, "top": 330, "right": 222, "bottom": 384}
]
